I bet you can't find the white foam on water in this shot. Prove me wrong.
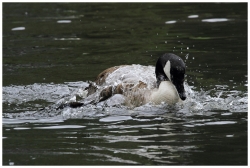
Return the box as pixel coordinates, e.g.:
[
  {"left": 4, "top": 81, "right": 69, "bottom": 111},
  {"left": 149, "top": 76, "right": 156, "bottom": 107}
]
[{"left": 2, "top": 67, "right": 248, "bottom": 121}]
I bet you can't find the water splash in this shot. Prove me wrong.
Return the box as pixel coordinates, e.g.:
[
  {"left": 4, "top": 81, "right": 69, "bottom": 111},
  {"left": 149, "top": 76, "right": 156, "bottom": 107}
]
[{"left": 2, "top": 79, "right": 247, "bottom": 120}]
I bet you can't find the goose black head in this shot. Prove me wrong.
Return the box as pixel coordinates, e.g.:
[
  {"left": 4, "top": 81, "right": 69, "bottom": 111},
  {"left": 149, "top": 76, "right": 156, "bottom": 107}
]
[{"left": 155, "top": 53, "right": 186, "bottom": 101}]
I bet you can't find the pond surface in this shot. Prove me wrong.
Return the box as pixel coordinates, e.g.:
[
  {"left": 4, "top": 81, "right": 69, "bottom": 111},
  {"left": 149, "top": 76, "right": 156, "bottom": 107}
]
[{"left": 2, "top": 3, "right": 247, "bottom": 165}]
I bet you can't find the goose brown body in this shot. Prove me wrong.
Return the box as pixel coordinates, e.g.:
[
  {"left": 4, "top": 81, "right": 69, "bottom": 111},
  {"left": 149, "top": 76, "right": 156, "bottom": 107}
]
[{"left": 85, "top": 53, "right": 186, "bottom": 107}]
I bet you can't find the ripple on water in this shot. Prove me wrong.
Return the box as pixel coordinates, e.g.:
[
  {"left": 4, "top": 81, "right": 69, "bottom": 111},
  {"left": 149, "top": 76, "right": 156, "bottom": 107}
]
[{"left": 99, "top": 116, "right": 133, "bottom": 122}]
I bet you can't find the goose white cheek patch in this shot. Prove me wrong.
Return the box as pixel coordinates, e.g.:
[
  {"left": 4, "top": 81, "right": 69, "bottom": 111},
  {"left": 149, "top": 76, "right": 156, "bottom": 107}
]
[{"left": 164, "top": 60, "right": 171, "bottom": 81}]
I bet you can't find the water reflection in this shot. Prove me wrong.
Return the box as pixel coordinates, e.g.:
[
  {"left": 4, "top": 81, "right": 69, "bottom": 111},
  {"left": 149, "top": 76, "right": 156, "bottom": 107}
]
[
  {"left": 34, "top": 125, "right": 86, "bottom": 129},
  {"left": 99, "top": 116, "right": 133, "bottom": 122},
  {"left": 165, "top": 20, "right": 177, "bottom": 24},
  {"left": 57, "top": 20, "right": 72, "bottom": 23},
  {"left": 187, "top": 15, "right": 199, "bottom": 18},
  {"left": 54, "top": 37, "right": 81, "bottom": 40},
  {"left": 11, "top": 27, "right": 25, "bottom": 31},
  {"left": 3, "top": 110, "right": 247, "bottom": 165},
  {"left": 202, "top": 18, "right": 231, "bottom": 22}
]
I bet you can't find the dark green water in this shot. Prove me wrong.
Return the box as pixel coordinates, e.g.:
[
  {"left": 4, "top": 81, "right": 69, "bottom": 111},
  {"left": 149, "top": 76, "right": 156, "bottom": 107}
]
[{"left": 2, "top": 3, "right": 247, "bottom": 165}]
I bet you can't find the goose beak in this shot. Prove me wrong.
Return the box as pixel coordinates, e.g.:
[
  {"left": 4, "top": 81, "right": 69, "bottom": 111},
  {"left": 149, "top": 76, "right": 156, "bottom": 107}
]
[
  {"left": 179, "top": 92, "right": 186, "bottom": 101},
  {"left": 175, "top": 82, "right": 186, "bottom": 101}
]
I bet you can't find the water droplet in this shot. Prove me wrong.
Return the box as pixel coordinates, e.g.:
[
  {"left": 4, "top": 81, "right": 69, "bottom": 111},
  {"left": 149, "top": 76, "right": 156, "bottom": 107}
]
[{"left": 187, "top": 47, "right": 189, "bottom": 50}]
